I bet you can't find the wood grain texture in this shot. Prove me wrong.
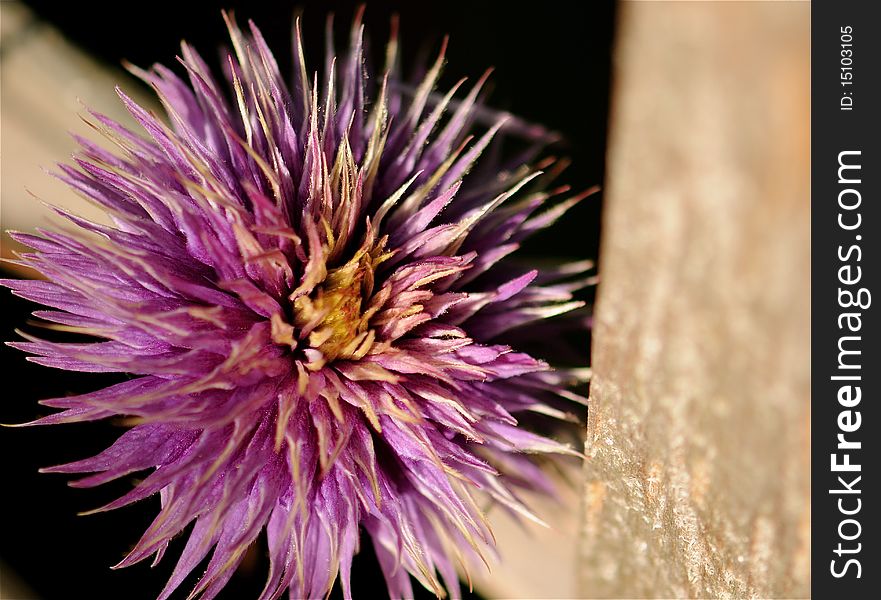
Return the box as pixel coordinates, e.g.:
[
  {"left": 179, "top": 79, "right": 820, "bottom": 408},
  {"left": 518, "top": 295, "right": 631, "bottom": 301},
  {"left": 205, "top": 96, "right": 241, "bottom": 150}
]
[{"left": 579, "top": 3, "right": 810, "bottom": 598}]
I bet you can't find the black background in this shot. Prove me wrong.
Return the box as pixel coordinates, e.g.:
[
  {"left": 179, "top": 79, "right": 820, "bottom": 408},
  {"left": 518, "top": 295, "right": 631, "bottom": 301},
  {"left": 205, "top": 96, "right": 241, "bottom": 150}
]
[{"left": 1, "top": 1, "right": 615, "bottom": 598}]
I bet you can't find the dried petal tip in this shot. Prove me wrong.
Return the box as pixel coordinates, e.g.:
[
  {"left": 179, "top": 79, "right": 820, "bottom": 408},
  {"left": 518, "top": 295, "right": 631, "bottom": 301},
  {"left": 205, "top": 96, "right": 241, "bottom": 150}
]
[{"left": 5, "top": 9, "right": 595, "bottom": 600}]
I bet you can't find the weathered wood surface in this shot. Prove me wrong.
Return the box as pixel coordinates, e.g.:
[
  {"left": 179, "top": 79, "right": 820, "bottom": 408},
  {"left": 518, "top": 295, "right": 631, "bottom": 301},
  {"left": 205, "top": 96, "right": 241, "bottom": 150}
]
[{"left": 580, "top": 2, "right": 810, "bottom": 598}]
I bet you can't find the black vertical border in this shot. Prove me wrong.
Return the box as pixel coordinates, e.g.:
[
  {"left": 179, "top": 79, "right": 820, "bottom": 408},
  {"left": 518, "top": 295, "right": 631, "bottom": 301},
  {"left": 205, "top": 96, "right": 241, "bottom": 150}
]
[{"left": 813, "top": 1, "right": 880, "bottom": 597}]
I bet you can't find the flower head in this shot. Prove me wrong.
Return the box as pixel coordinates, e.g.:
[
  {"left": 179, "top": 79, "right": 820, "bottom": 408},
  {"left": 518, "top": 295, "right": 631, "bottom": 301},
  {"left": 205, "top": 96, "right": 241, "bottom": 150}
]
[{"left": 4, "top": 9, "right": 593, "bottom": 599}]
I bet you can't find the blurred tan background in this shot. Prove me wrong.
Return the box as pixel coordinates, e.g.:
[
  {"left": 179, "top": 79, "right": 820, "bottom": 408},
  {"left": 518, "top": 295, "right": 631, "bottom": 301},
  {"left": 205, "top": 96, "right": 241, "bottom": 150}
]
[{"left": 1, "top": 1, "right": 153, "bottom": 278}]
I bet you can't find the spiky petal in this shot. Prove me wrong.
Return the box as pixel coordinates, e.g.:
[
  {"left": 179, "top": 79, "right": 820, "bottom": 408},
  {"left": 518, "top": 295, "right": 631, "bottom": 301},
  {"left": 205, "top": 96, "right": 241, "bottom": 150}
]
[{"left": 4, "top": 10, "right": 594, "bottom": 600}]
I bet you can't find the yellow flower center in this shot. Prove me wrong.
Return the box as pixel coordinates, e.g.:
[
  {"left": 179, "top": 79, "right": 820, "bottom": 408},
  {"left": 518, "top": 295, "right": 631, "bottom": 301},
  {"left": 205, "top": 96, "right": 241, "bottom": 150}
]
[
  {"left": 273, "top": 235, "right": 392, "bottom": 371},
  {"left": 294, "top": 251, "right": 373, "bottom": 362}
]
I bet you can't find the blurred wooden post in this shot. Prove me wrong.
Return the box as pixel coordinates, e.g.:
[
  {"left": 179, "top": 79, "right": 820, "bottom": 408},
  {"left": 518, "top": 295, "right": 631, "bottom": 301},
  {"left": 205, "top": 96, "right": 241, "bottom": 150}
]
[
  {"left": 580, "top": 2, "right": 810, "bottom": 598},
  {"left": 0, "top": 1, "right": 153, "bottom": 276}
]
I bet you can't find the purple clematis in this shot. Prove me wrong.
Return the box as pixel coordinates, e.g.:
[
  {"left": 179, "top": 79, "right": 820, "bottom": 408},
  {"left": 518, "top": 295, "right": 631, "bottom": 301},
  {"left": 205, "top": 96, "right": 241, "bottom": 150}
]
[{"left": 3, "top": 9, "right": 594, "bottom": 600}]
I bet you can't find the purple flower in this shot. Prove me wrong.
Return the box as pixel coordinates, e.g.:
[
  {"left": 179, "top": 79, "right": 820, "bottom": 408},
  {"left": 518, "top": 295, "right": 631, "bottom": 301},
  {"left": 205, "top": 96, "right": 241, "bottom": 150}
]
[{"left": 3, "top": 10, "right": 593, "bottom": 600}]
